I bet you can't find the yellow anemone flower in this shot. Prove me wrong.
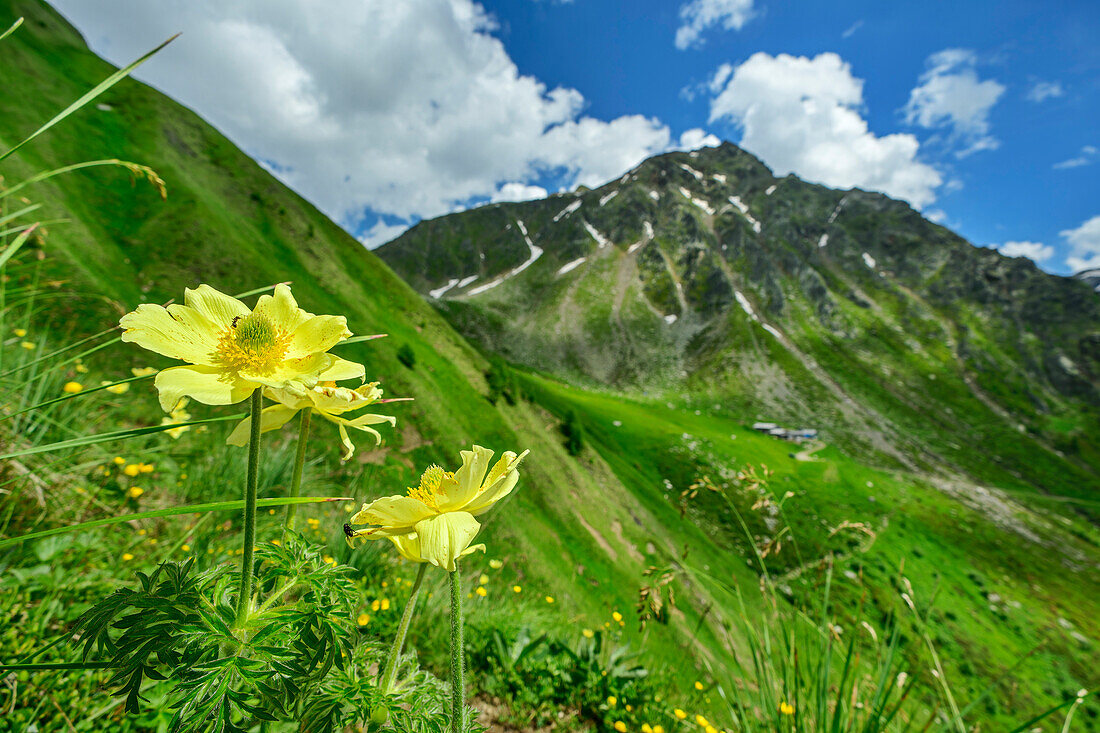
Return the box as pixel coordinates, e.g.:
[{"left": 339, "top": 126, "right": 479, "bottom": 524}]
[
  {"left": 226, "top": 381, "right": 400, "bottom": 460},
  {"left": 346, "top": 445, "right": 529, "bottom": 572},
  {"left": 119, "top": 284, "right": 361, "bottom": 411}
]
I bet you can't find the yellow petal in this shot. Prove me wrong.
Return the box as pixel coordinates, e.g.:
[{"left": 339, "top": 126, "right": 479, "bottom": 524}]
[
  {"left": 440, "top": 445, "right": 494, "bottom": 511},
  {"left": 120, "top": 304, "right": 219, "bottom": 365},
  {"left": 315, "top": 357, "right": 366, "bottom": 382},
  {"left": 239, "top": 352, "right": 332, "bottom": 389},
  {"left": 253, "top": 284, "right": 311, "bottom": 332},
  {"left": 463, "top": 450, "right": 528, "bottom": 516},
  {"left": 286, "top": 315, "right": 352, "bottom": 359},
  {"left": 154, "top": 364, "right": 253, "bottom": 412},
  {"left": 350, "top": 495, "right": 434, "bottom": 534},
  {"left": 226, "top": 403, "right": 300, "bottom": 447},
  {"left": 182, "top": 285, "right": 250, "bottom": 331},
  {"left": 413, "top": 512, "right": 482, "bottom": 572}
]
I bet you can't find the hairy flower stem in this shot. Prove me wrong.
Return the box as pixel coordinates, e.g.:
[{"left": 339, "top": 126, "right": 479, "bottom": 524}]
[
  {"left": 234, "top": 389, "right": 263, "bottom": 628},
  {"left": 380, "top": 563, "right": 429, "bottom": 694},
  {"left": 284, "top": 409, "right": 312, "bottom": 530},
  {"left": 449, "top": 569, "right": 465, "bottom": 733}
]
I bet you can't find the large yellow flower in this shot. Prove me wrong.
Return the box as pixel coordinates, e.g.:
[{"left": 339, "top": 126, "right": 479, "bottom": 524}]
[
  {"left": 119, "top": 284, "right": 362, "bottom": 411},
  {"left": 226, "top": 381, "right": 403, "bottom": 460},
  {"left": 346, "top": 445, "right": 528, "bottom": 571}
]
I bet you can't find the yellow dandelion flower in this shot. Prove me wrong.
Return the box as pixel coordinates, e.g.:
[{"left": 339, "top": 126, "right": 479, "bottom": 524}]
[
  {"left": 127, "top": 486, "right": 144, "bottom": 499},
  {"left": 475, "top": 586, "right": 487, "bottom": 597},
  {"left": 545, "top": 595, "right": 555, "bottom": 604},
  {"left": 371, "top": 599, "right": 380, "bottom": 612},
  {"left": 626, "top": 705, "right": 633, "bottom": 712},
  {"left": 13, "top": 328, "right": 27, "bottom": 337},
  {"left": 119, "top": 284, "right": 361, "bottom": 411},
  {"left": 322, "top": 555, "right": 336, "bottom": 566},
  {"left": 582, "top": 628, "right": 594, "bottom": 638},
  {"left": 123, "top": 464, "right": 141, "bottom": 477},
  {"left": 489, "top": 558, "right": 503, "bottom": 569},
  {"left": 357, "top": 613, "right": 371, "bottom": 626},
  {"left": 139, "top": 463, "right": 154, "bottom": 474},
  {"left": 653, "top": 727, "right": 664, "bottom": 733},
  {"left": 346, "top": 446, "right": 529, "bottom": 571},
  {"left": 20, "top": 341, "right": 35, "bottom": 350},
  {"left": 614, "top": 723, "right": 627, "bottom": 733},
  {"left": 182, "top": 544, "right": 191, "bottom": 552},
  {"left": 607, "top": 695, "right": 617, "bottom": 707},
  {"left": 380, "top": 598, "right": 390, "bottom": 610},
  {"left": 694, "top": 681, "right": 704, "bottom": 691},
  {"left": 121, "top": 553, "right": 134, "bottom": 561},
  {"left": 113, "top": 456, "right": 126, "bottom": 465},
  {"left": 268, "top": 509, "right": 276, "bottom": 515},
  {"left": 137, "top": 529, "right": 147, "bottom": 536},
  {"left": 674, "top": 709, "right": 687, "bottom": 720},
  {"left": 479, "top": 574, "right": 489, "bottom": 585},
  {"left": 513, "top": 585, "right": 522, "bottom": 593},
  {"left": 695, "top": 715, "right": 709, "bottom": 727},
  {"left": 62, "top": 381, "right": 83, "bottom": 393},
  {"left": 779, "top": 701, "right": 794, "bottom": 716},
  {"left": 382, "top": 580, "right": 389, "bottom": 588},
  {"left": 131, "top": 366, "right": 157, "bottom": 377},
  {"left": 612, "top": 611, "right": 623, "bottom": 623},
  {"left": 642, "top": 725, "right": 653, "bottom": 733}
]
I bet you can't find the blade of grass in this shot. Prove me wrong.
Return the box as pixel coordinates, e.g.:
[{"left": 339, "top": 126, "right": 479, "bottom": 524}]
[
  {"left": 0, "top": 223, "right": 38, "bottom": 269},
  {"left": 0, "top": 495, "right": 353, "bottom": 549},
  {"left": 0, "top": 412, "right": 246, "bottom": 460},
  {"left": 0, "top": 326, "right": 118, "bottom": 378},
  {"left": 0, "top": 34, "right": 178, "bottom": 163},
  {"left": 0, "top": 373, "right": 154, "bottom": 421}
]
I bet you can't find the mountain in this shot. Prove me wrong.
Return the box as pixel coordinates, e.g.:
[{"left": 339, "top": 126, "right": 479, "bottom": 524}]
[
  {"left": 378, "top": 143, "right": 1100, "bottom": 504},
  {"left": 4, "top": 2, "right": 1099, "bottom": 728},
  {"left": 1077, "top": 268, "right": 1100, "bottom": 292}
]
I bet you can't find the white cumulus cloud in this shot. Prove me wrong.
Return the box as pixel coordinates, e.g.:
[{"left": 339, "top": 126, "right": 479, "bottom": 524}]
[
  {"left": 708, "top": 52, "right": 942, "bottom": 209},
  {"left": 1061, "top": 216, "right": 1100, "bottom": 272},
  {"left": 491, "top": 182, "right": 549, "bottom": 203},
  {"left": 358, "top": 220, "right": 410, "bottom": 249},
  {"left": 1053, "top": 145, "right": 1097, "bottom": 170},
  {"left": 903, "top": 49, "right": 1005, "bottom": 158},
  {"left": 996, "top": 241, "right": 1054, "bottom": 262},
  {"left": 676, "top": 128, "right": 722, "bottom": 150},
  {"left": 1026, "top": 80, "right": 1064, "bottom": 103},
  {"left": 51, "top": 0, "right": 674, "bottom": 230},
  {"left": 675, "top": 0, "right": 756, "bottom": 50}
]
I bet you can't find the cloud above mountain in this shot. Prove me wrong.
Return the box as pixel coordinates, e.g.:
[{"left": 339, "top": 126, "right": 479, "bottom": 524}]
[
  {"left": 903, "top": 49, "right": 1005, "bottom": 158},
  {"left": 707, "top": 52, "right": 942, "bottom": 208},
  {"left": 52, "top": 0, "right": 682, "bottom": 228},
  {"left": 675, "top": 0, "right": 757, "bottom": 50},
  {"left": 1061, "top": 216, "right": 1100, "bottom": 272}
]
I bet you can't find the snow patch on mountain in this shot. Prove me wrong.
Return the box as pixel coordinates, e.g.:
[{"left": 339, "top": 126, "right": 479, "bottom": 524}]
[
  {"left": 583, "top": 220, "right": 612, "bottom": 248},
  {"left": 862, "top": 252, "right": 876, "bottom": 269},
  {"left": 680, "top": 187, "right": 714, "bottom": 215},
  {"left": 765, "top": 185, "right": 777, "bottom": 195},
  {"left": 599, "top": 190, "right": 619, "bottom": 206},
  {"left": 557, "top": 257, "right": 586, "bottom": 275},
  {"left": 457, "top": 274, "right": 479, "bottom": 288},
  {"left": 553, "top": 199, "right": 582, "bottom": 222},
  {"left": 728, "top": 196, "right": 762, "bottom": 233},
  {"left": 429, "top": 278, "right": 459, "bottom": 299},
  {"left": 679, "top": 163, "right": 704, "bottom": 181},
  {"left": 648, "top": 190, "right": 660, "bottom": 202},
  {"left": 818, "top": 234, "right": 829, "bottom": 248}
]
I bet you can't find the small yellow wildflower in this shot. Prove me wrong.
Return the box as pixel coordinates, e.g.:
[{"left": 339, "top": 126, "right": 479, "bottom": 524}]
[
  {"left": 545, "top": 595, "right": 555, "bottom": 604},
  {"left": 779, "top": 701, "right": 794, "bottom": 716},
  {"left": 695, "top": 714, "right": 709, "bottom": 727},
  {"left": 612, "top": 611, "right": 623, "bottom": 623},
  {"left": 489, "top": 558, "right": 503, "bottom": 569},
  {"left": 13, "top": 328, "right": 27, "bottom": 337},
  {"left": 123, "top": 464, "right": 141, "bottom": 477},
  {"left": 75, "top": 362, "right": 88, "bottom": 374},
  {"left": 479, "top": 573, "right": 489, "bottom": 585},
  {"left": 102, "top": 381, "right": 130, "bottom": 394},
  {"left": 582, "top": 628, "right": 594, "bottom": 638},
  {"left": 380, "top": 598, "right": 390, "bottom": 610},
  {"left": 694, "top": 681, "right": 704, "bottom": 690},
  {"left": 613, "top": 723, "right": 627, "bottom": 733},
  {"left": 269, "top": 509, "right": 276, "bottom": 515},
  {"left": 626, "top": 704, "right": 633, "bottom": 712},
  {"left": 139, "top": 463, "right": 154, "bottom": 474},
  {"left": 674, "top": 709, "right": 687, "bottom": 720},
  {"left": 322, "top": 555, "right": 336, "bottom": 566},
  {"left": 122, "top": 553, "right": 134, "bottom": 561},
  {"left": 513, "top": 585, "right": 522, "bottom": 593},
  {"left": 20, "top": 341, "right": 35, "bottom": 350},
  {"left": 371, "top": 599, "right": 381, "bottom": 612},
  {"left": 131, "top": 367, "right": 157, "bottom": 377},
  {"left": 113, "top": 456, "right": 126, "bottom": 465},
  {"left": 127, "top": 486, "right": 144, "bottom": 499},
  {"left": 62, "top": 381, "right": 84, "bottom": 393},
  {"left": 307, "top": 518, "right": 320, "bottom": 528},
  {"left": 138, "top": 529, "right": 147, "bottom": 536},
  {"left": 475, "top": 586, "right": 487, "bottom": 597},
  {"left": 182, "top": 544, "right": 191, "bottom": 552},
  {"left": 357, "top": 613, "right": 371, "bottom": 626},
  {"left": 607, "top": 695, "right": 617, "bottom": 707},
  {"left": 642, "top": 725, "right": 654, "bottom": 733}
]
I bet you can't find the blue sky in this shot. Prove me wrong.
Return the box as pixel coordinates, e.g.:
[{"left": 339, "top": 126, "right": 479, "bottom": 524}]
[{"left": 52, "top": 0, "right": 1100, "bottom": 273}]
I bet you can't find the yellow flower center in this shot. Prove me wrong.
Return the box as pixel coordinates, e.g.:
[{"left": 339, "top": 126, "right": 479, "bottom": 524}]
[
  {"left": 407, "top": 464, "right": 451, "bottom": 509},
  {"left": 215, "top": 312, "right": 290, "bottom": 374}
]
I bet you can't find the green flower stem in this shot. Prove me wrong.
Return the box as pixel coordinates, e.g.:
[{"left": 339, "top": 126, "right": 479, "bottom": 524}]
[
  {"left": 380, "top": 562, "right": 429, "bottom": 694},
  {"left": 284, "top": 408, "right": 312, "bottom": 530},
  {"left": 449, "top": 568, "right": 465, "bottom": 733},
  {"left": 234, "top": 389, "right": 263, "bottom": 629}
]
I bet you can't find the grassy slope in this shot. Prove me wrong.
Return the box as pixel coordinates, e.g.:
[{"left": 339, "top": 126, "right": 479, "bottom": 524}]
[{"left": 1, "top": 2, "right": 1098, "bottom": 729}]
